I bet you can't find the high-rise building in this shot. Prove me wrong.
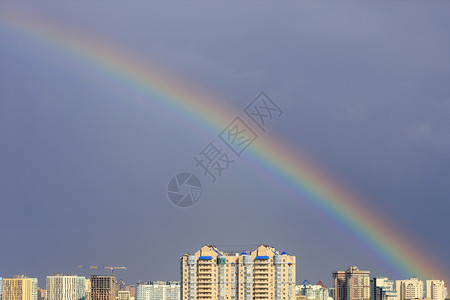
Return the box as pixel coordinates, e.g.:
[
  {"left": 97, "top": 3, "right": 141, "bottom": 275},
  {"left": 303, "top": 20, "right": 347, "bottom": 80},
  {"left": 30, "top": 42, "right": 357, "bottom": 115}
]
[
  {"left": 85, "top": 279, "right": 91, "bottom": 300},
  {"left": 90, "top": 276, "right": 115, "bottom": 300},
  {"left": 46, "top": 274, "right": 85, "bottom": 300},
  {"left": 371, "top": 278, "right": 397, "bottom": 300},
  {"left": 296, "top": 280, "right": 331, "bottom": 300},
  {"left": 2, "top": 276, "right": 38, "bottom": 300},
  {"left": 180, "top": 244, "right": 296, "bottom": 300},
  {"left": 136, "top": 281, "right": 180, "bottom": 300},
  {"left": 395, "top": 278, "right": 423, "bottom": 300},
  {"left": 426, "top": 280, "right": 446, "bottom": 300},
  {"left": 332, "top": 266, "right": 370, "bottom": 300}
]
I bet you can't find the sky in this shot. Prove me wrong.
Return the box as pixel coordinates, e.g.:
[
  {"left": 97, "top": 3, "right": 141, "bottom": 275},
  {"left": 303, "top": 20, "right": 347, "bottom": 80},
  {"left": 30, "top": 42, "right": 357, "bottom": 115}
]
[{"left": 0, "top": 1, "right": 449, "bottom": 289}]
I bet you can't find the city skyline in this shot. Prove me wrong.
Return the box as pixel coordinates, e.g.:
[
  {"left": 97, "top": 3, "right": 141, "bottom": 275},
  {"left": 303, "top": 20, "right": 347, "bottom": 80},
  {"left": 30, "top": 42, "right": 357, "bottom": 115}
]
[
  {"left": 0, "top": 261, "right": 447, "bottom": 300},
  {"left": 0, "top": 248, "right": 447, "bottom": 291}
]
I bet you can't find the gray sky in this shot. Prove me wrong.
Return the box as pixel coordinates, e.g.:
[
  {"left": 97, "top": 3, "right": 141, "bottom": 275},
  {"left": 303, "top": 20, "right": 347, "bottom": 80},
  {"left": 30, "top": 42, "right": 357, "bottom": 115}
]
[{"left": 1, "top": 1, "right": 449, "bottom": 288}]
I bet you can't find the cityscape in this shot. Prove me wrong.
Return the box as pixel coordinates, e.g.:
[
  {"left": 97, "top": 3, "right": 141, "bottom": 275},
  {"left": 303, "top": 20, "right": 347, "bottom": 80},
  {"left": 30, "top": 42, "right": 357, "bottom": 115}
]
[
  {"left": 1, "top": 4, "right": 449, "bottom": 300},
  {"left": 0, "top": 244, "right": 447, "bottom": 300}
]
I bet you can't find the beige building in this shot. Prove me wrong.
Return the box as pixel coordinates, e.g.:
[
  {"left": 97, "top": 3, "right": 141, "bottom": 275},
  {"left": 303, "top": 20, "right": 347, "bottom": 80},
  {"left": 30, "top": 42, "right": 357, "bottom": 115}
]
[
  {"left": 85, "top": 280, "right": 91, "bottom": 300},
  {"left": 426, "top": 280, "right": 446, "bottom": 300},
  {"left": 395, "top": 278, "right": 424, "bottom": 300},
  {"left": 296, "top": 281, "right": 331, "bottom": 300},
  {"left": 116, "top": 291, "right": 130, "bottom": 300},
  {"left": 2, "top": 276, "right": 38, "bottom": 300},
  {"left": 90, "top": 276, "right": 115, "bottom": 300},
  {"left": 46, "top": 274, "right": 85, "bottom": 300},
  {"left": 135, "top": 281, "right": 180, "bottom": 300},
  {"left": 180, "top": 244, "right": 296, "bottom": 300},
  {"left": 332, "top": 266, "right": 370, "bottom": 300}
]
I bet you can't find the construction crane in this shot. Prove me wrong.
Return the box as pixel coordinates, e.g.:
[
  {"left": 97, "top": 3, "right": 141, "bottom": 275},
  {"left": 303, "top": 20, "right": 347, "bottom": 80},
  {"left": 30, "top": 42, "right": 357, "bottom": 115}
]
[{"left": 77, "top": 265, "right": 127, "bottom": 277}]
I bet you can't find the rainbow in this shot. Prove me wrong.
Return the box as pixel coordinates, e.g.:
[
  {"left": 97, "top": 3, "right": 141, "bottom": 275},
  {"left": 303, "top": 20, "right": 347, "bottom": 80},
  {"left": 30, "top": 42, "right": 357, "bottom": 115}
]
[{"left": 1, "top": 8, "right": 448, "bottom": 283}]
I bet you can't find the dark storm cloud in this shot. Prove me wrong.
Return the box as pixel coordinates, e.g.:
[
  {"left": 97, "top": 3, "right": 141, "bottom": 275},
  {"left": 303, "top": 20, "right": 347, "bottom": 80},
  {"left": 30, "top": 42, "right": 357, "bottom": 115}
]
[{"left": 0, "top": 1, "right": 449, "bottom": 287}]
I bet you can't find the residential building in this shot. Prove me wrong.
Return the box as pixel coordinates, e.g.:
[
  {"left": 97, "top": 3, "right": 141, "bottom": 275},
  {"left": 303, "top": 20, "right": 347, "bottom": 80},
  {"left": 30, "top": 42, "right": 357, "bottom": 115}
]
[
  {"left": 426, "top": 280, "right": 446, "bottom": 300},
  {"left": 117, "top": 291, "right": 130, "bottom": 300},
  {"left": 85, "top": 280, "right": 91, "bottom": 300},
  {"left": 371, "top": 278, "right": 397, "bottom": 300},
  {"left": 2, "top": 276, "right": 38, "bottom": 300},
  {"left": 37, "top": 289, "right": 46, "bottom": 300},
  {"left": 135, "top": 281, "right": 180, "bottom": 300},
  {"left": 395, "top": 278, "right": 424, "bottom": 300},
  {"left": 46, "top": 274, "right": 85, "bottom": 300},
  {"left": 180, "top": 244, "right": 296, "bottom": 300},
  {"left": 296, "top": 280, "right": 331, "bottom": 300},
  {"left": 90, "top": 276, "right": 115, "bottom": 300},
  {"left": 332, "top": 266, "right": 370, "bottom": 300}
]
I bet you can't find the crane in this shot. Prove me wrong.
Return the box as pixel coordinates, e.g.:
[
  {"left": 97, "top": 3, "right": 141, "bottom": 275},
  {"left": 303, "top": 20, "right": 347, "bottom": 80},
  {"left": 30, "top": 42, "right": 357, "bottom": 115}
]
[{"left": 77, "top": 265, "right": 127, "bottom": 277}]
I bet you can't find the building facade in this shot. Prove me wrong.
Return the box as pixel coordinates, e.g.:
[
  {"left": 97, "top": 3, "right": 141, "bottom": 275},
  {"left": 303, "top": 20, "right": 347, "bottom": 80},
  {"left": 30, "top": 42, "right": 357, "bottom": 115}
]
[
  {"left": 37, "top": 289, "right": 46, "bottom": 300},
  {"left": 117, "top": 291, "right": 130, "bottom": 300},
  {"left": 370, "top": 278, "right": 397, "bottom": 300},
  {"left": 90, "top": 276, "right": 115, "bottom": 300},
  {"left": 332, "top": 266, "right": 370, "bottom": 300},
  {"left": 2, "top": 276, "right": 38, "bottom": 300},
  {"left": 85, "top": 279, "right": 91, "bottom": 300},
  {"left": 426, "top": 280, "right": 446, "bottom": 300},
  {"left": 135, "top": 282, "right": 180, "bottom": 300},
  {"left": 180, "top": 244, "right": 296, "bottom": 300},
  {"left": 296, "top": 280, "right": 331, "bottom": 300},
  {"left": 395, "top": 278, "right": 423, "bottom": 300},
  {"left": 46, "top": 274, "right": 85, "bottom": 300}
]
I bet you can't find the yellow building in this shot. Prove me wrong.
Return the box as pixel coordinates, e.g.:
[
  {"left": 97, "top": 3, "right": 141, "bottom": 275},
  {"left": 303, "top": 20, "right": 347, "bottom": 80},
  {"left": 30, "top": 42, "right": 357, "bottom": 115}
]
[
  {"left": 180, "top": 244, "right": 296, "bottom": 300},
  {"left": 2, "top": 276, "right": 38, "bottom": 300},
  {"left": 395, "top": 278, "right": 424, "bottom": 300},
  {"left": 426, "top": 280, "right": 446, "bottom": 300}
]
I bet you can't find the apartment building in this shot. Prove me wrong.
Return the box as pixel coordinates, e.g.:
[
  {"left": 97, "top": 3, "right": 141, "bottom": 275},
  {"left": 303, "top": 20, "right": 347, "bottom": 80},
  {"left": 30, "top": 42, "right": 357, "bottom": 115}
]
[
  {"left": 332, "top": 266, "right": 370, "bottom": 300},
  {"left": 135, "top": 281, "right": 180, "bottom": 300},
  {"left": 90, "top": 276, "right": 115, "bottom": 300},
  {"left": 395, "top": 278, "right": 423, "bottom": 300},
  {"left": 46, "top": 274, "right": 85, "bottom": 300},
  {"left": 180, "top": 244, "right": 296, "bottom": 300},
  {"left": 370, "top": 277, "right": 397, "bottom": 300},
  {"left": 426, "top": 280, "right": 446, "bottom": 300},
  {"left": 2, "top": 276, "right": 38, "bottom": 300}
]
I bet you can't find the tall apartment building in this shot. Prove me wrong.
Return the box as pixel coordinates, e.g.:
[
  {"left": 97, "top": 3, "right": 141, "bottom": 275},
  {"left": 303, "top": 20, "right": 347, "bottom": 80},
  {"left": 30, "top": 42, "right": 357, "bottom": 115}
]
[
  {"left": 85, "top": 280, "right": 91, "bottom": 300},
  {"left": 2, "top": 276, "right": 38, "bottom": 300},
  {"left": 135, "top": 282, "right": 180, "bottom": 300},
  {"left": 332, "top": 266, "right": 370, "bottom": 300},
  {"left": 395, "top": 278, "right": 423, "bottom": 300},
  {"left": 46, "top": 274, "right": 85, "bottom": 300},
  {"left": 426, "top": 280, "right": 447, "bottom": 300},
  {"left": 90, "top": 276, "right": 115, "bottom": 300},
  {"left": 370, "top": 278, "right": 397, "bottom": 300},
  {"left": 180, "top": 244, "right": 296, "bottom": 300},
  {"left": 296, "top": 280, "right": 331, "bottom": 300}
]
